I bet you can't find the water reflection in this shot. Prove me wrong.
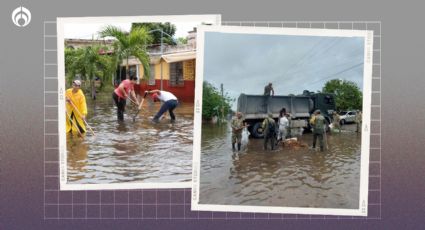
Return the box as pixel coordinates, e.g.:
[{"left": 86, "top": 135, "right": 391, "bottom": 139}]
[
  {"left": 200, "top": 122, "right": 361, "bottom": 209},
  {"left": 67, "top": 93, "right": 193, "bottom": 184}
]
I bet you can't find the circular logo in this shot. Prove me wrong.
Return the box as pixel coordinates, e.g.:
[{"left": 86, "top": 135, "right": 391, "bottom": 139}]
[{"left": 12, "top": 6, "right": 31, "bottom": 27}]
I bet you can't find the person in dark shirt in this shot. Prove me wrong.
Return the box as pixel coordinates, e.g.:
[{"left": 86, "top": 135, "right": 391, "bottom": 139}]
[{"left": 263, "top": 83, "right": 274, "bottom": 113}]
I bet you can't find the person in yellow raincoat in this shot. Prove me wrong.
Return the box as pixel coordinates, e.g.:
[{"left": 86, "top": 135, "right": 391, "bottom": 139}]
[{"left": 66, "top": 80, "right": 87, "bottom": 135}]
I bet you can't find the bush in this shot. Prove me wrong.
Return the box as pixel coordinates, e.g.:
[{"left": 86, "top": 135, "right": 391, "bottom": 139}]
[{"left": 202, "top": 81, "right": 232, "bottom": 120}]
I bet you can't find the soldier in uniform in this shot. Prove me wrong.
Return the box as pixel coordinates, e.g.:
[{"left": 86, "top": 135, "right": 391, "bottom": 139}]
[
  {"left": 332, "top": 111, "right": 341, "bottom": 133},
  {"left": 262, "top": 113, "right": 277, "bottom": 150},
  {"left": 310, "top": 110, "right": 325, "bottom": 151},
  {"left": 263, "top": 83, "right": 274, "bottom": 113},
  {"left": 355, "top": 110, "right": 362, "bottom": 133},
  {"left": 231, "top": 112, "right": 246, "bottom": 151}
]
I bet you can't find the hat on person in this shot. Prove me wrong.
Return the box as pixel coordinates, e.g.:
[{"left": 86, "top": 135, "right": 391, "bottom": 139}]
[
  {"left": 268, "top": 113, "right": 273, "bottom": 118},
  {"left": 314, "top": 109, "right": 321, "bottom": 114},
  {"left": 151, "top": 93, "right": 159, "bottom": 101},
  {"left": 73, "top": 80, "right": 81, "bottom": 86}
]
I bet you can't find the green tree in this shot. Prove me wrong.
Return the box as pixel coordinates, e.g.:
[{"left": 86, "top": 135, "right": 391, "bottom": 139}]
[
  {"left": 99, "top": 25, "right": 152, "bottom": 79},
  {"left": 202, "top": 81, "right": 232, "bottom": 120},
  {"left": 322, "top": 79, "right": 362, "bottom": 111},
  {"left": 65, "top": 45, "right": 114, "bottom": 99},
  {"left": 131, "top": 22, "right": 176, "bottom": 45},
  {"left": 176, "top": 37, "right": 188, "bottom": 45}
]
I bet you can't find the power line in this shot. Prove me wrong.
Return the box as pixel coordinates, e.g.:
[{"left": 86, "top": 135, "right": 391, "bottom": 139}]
[
  {"left": 305, "top": 62, "right": 364, "bottom": 86},
  {"left": 285, "top": 38, "right": 343, "bottom": 77},
  {"left": 275, "top": 37, "right": 326, "bottom": 83},
  {"left": 288, "top": 47, "right": 364, "bottom": 78}
]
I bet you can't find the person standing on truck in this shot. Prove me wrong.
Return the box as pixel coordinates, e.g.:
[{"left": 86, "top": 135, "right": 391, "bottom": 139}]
[
  {"left": 262, "top": 113, "right": 277, "bottom": 150},
  {"left": 231, "top": 112, "right": 246, "bottom": 151},
  {"left": 310, "top": 110, "right": 325, "bottom": 151},
  {"left": 355, "top": 110, "right": 362, "bottom": 133},
  {"left": 263, "top": 83, "right": 274, "bottom": 113}
]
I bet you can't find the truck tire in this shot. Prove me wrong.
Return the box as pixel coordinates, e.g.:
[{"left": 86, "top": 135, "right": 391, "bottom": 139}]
[{"left": 251, "top": 122, "right": 264, "bottom": 138}]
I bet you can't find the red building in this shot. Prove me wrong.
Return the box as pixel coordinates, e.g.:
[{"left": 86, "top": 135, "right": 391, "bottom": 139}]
[{"left": 121, "top": 50, "right": 196, "bottom": 103}]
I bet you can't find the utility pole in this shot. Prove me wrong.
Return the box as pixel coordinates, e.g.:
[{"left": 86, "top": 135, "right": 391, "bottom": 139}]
[
  {"left": 148, "top": 28, "right": 174, "bottom": 91},
  {"left": 160, "top": 30, "right": 163, "bottom": 91},
  {"left": 220, "top": 83, "right": 224, "bottom": 124}
]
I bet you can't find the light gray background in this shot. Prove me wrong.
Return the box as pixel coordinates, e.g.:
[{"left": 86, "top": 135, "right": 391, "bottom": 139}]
[{"left": 1, "top": 0, "right": 424, "bottom": 229}]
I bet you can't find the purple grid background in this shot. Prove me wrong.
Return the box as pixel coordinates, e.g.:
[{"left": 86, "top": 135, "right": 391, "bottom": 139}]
[{"left": 44, "top": 21, "right": 381, "bottom": 219}]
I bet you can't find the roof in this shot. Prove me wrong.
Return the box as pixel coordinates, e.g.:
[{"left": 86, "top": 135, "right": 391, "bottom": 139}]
[
  {"left": 120, "top": 51, "right": 196, "bottom": 66},
  {"left": 161, "top": 51, "right": 196, "bottom": 63}
]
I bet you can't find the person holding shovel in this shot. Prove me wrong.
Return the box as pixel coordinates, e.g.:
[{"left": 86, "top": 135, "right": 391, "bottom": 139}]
[
  {"left": 145, "top": 89, "right": 178, "bottom": 123},
  {"left": 65, "top": 80, "right": 87, "bottom": 135},
  {"left": 112, "top": 73, "right": 139, "bottom": 121},
  {"left": 310, "top": 109, "right": 325, "bottom": 152}
]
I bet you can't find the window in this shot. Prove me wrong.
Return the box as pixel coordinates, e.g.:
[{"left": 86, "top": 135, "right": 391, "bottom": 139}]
[
  {"left": 324, "top": 95, "right": 334, "bottom": 105},
  {"left": 129, "top": 65, "right": 137, "bottom": 78},
  {"left": 116, "top": 65, "right": 138, "bottom": 83},
  {"left": 169, "top": 62, "right": 184, "bottom": 87},
  {"left": 148, "top": 64, "right": 156, "bottom": 85}
]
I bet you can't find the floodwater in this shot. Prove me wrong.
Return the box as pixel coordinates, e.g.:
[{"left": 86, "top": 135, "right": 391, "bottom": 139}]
[
  {"left": 199, "top": 122, "right": 362, "bottom": 209},
  {"left": 67, "top": 93, "right": 193, "bottom": 184}
]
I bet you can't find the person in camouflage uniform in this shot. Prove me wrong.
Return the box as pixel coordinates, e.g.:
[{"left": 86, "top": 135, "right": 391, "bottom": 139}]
[
  {"left": 262, "top": 113, "right": 277, "bottom": 150},
  {"left": 231, "top": 112, "right": 246, "bottom": 151},
  {"left": 263, "top": 83, "right": 275, "bottom": 113},
  {"left": 332, "top": 111, "right": 341, "bottom": 133},
  {"left": 310, "top": 110, "right": 325, "bottom": 151},
  {"left": 355, "top": 110, "right": 362, "bottom": 133}
]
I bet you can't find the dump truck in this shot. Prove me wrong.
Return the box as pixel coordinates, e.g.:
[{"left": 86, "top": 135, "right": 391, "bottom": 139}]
[{"left": 237, "top": 90, "right": 336, "bottom": 138}]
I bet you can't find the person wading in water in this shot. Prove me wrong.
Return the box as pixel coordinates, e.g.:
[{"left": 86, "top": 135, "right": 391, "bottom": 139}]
[{"left": 65, "top": 80, "right": 87, "bottom": 136}]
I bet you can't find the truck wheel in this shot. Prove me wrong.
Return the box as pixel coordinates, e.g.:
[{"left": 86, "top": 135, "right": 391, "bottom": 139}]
[{"left": 251, "top": 122, "right": 264, "bottom": 138}]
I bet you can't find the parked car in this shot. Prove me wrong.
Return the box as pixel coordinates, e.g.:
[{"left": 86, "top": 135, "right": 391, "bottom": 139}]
[{"left": 339, "top": 111, "right": 357, "bottom": 125}]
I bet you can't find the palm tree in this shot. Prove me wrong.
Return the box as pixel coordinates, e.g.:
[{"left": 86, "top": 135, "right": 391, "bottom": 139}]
[
  {"left": 99, "top": 25, "right": 152, "bottom": 81},
  {"left": 65, "top": 45, "right": 114, "bottom": 99}
]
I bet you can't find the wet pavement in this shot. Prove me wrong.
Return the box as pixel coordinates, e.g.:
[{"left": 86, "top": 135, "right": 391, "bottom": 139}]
[
  {"left": 199, "top": 122, "right": 362, "bottom": 209},
  {"left": 66, "top": 93, "right": 193, "bottom": 184}
]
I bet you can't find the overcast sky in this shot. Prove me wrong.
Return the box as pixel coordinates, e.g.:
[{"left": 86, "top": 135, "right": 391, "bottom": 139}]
[
  {"left": 203, "top": 32, "right": 365, "bottom": 108},
  {"left": 64, "top": 21, "right": 200, "bottom": 40}
]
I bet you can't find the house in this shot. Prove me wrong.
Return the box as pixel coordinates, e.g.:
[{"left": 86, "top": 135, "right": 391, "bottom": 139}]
[
  {"left": 65, "top": 28, "right": 198, "bottom": 103},
  {"left": 65, "top": 38, "right": 115, "bottom": 49},
  {"left": 119, "top": 44, "right": 197, "bottom": 103}
]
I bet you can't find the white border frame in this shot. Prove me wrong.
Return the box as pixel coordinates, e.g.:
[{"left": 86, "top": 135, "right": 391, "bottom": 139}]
[
  {"left": 57, "top": 15, "right": 221, "bottom": 191},
  {"left": 192, "top": 25, "right": 373, "bottom": 216}
]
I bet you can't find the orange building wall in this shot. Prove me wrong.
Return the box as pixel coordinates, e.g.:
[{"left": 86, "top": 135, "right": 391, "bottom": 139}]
[{"left": 135, "top": 59, "right": 195, "bottom": 103}]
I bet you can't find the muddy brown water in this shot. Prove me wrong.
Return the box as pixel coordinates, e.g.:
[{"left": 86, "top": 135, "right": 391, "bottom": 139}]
[
  {"left": 200, "top": 122, "right": 361, "bottom": 209},
  {"left": 67, "top": 93, "right": 193, "bottom": 184}
]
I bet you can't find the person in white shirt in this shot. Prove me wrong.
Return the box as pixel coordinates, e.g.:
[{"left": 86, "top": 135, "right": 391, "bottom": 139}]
[
  {"left": 278, "top": 112, "right": 289, "bottom": 141},
  {"left": 146, "top": 89, "right": 178, "bottom": 123}
]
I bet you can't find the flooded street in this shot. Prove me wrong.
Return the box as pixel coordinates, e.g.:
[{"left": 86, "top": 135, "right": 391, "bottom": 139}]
[
  {"left": 67, "top": 93, "right": 193, "bottom": 184},
  {"left": 199, "top": 122, "right": 361, "bottom": 209}
]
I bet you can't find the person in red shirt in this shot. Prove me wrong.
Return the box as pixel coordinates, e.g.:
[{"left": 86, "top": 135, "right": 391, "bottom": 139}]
[{"left": 112, "top": 74, "right": 139, "bottom": 121}]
